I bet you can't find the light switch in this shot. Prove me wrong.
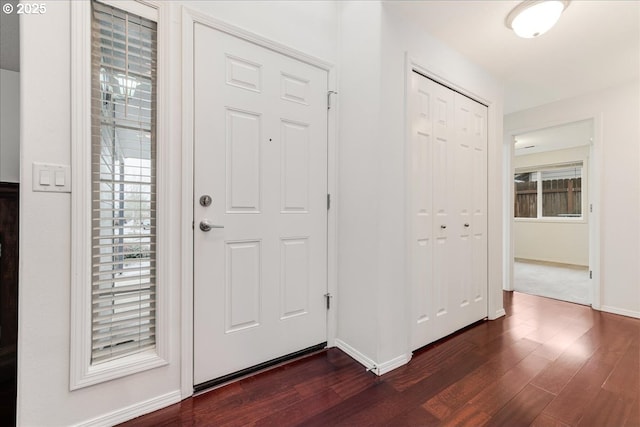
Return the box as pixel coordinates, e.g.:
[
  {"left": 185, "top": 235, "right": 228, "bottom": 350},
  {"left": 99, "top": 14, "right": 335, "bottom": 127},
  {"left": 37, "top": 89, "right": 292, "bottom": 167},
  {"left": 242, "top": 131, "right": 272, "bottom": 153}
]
[
  {"left": 33, "top": 163, "right": 71, "bottom": 193},
  {"left": 39, "top": 169, "right": 51, "bottom": 186},
  {"left": 55, "top": 170, "right": 65, "bottom": 187}
]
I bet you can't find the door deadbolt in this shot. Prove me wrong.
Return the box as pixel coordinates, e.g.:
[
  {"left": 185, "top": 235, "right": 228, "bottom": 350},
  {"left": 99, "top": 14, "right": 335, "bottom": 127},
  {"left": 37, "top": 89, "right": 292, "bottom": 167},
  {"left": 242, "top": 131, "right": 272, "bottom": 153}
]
[{"left": 199, "top": 195, "right": 212, "bottom": 207}]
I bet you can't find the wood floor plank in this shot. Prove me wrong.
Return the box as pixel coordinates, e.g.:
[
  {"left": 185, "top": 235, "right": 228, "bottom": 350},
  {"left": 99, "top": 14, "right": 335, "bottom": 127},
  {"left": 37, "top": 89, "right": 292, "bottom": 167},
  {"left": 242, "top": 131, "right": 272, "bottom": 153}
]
[
  {"left": 484, "top": 384, "right": 555, "bottom": 427},
  {"left": 529, "top": 327, "right": 601, "bottom": 396},
  {"left": 291, "top": 360, "right": 369, "bottom": 399},
  {"left": 530, "top": 351, "right": 586, "bottom": 396},
  {"left": 602, "top": 341, "right": 640, "bottom": 401},
  {"left": 461, "top": 352, "right": 551, "bottom": 417},
  {"left": 440, "top": 403, "right": 491, "bottom": 427},
  {"left": 473, "top": 330, "right": 540, "bottom": 359},
  {"left": 386, "top": 338, "right": 477, "bottom": 392},
  {"left": 300, "top": 381, "right": 397, "bottom": 426},
  {"left": 623, "top": 399, "right": 639, "bottom": 427},
  {"left": 196, "top": 387, "right": 299, "bottom": 426},
  {"left": 329, "top": 370, "right": 379, "bottom": 400},
  {"left": 335, "top": 351, "right": 488, "bottom": 426},
  {"left": 530, "top": 323, "right": 591, "bottom": 361},
  {"left": 530, "top": 413, "right": 571, "bottom": 427},
  {"left": 541, "top": 340, "right": 627, "bottom": 425},
  {"left": 576, "top": 388, "right": 633, "bottom": 427},
  {"left": 119, "top": 292, "right": 640, "bottom": 427},
  {"left": 254, "top": 388, "right": 343, "bottom": 426},
  {"left": 424, "top": 338, "right": 541, "bottom": 419},
  {"left": 389, "top": 405, "right": 442, "bottom": 426}
]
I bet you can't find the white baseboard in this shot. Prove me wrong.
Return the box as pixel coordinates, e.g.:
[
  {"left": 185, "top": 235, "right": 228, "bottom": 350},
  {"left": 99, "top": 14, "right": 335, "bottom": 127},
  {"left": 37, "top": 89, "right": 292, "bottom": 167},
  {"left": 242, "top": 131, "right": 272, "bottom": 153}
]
[
  {"left": 376, "top": 353, "right": 411, "bottom": 375},
  {"left": 490, "top": 308, "right": 506, "bottom": 320},
  {"left": 74, "top": 390, "right": 182, "bottom": 427},
  {"left": 334, "top": 339, "right": 409, "bottom": 376},
  {"left": 335, "top": 339, "right": 377, "bottom": 373},
  {"left": 599, "top": 305, "right": 640, "bottom": 320}
]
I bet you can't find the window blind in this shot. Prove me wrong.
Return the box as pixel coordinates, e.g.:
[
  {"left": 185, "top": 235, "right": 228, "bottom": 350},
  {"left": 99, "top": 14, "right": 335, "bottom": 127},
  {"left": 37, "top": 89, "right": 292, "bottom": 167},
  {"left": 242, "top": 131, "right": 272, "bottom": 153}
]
[{"left": 91, "top": 1, "right": 157, "bottom": 364}]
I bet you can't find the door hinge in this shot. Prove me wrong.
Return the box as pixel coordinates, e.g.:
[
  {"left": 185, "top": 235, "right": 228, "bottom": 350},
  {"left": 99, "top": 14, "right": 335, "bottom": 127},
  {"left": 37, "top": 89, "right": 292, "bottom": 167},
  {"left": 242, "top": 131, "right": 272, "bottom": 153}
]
[
  {"left": 590, "top": 270, "right": 593, "bottom": 279},
  {"left": 590, "top": 204, "right": 593, "bottom": 213},
  {"left": 324, "top": 293, "right": 333, "bottom": 310},
  {"left": 327, "top": 90, "right": 337, "bottom": 110},
  {"left": 327, "top": 193, "right": 331, "bottom": 210}
]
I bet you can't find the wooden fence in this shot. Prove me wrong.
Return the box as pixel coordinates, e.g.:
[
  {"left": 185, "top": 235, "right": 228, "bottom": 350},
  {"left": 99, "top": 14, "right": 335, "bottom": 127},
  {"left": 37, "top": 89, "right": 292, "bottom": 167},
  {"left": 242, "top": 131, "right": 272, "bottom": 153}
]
[{"left": 515, "top": 178, "right": 581, "bottom": 218}]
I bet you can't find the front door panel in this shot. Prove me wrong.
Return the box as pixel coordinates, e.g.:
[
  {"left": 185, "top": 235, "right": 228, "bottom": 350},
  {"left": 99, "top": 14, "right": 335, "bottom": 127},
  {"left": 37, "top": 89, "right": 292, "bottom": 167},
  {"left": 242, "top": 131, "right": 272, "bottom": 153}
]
[{"left": 193, "top": 23, "right": 328, "bottom": 385}]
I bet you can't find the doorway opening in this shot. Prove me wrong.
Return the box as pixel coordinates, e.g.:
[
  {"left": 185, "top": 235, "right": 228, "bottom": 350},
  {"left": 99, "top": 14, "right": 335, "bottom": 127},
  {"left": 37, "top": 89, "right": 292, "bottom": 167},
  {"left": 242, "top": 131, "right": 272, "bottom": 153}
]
[{"left": 508, "top": 119, "right": 595, "bottom": 305}]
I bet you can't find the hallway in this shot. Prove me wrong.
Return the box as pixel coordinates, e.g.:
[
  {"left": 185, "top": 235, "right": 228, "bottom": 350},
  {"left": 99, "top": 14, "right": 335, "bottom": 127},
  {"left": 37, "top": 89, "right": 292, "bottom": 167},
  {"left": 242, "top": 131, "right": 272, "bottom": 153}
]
[{"left": 120, "top": 291, "right": 640, "bottom": 426}]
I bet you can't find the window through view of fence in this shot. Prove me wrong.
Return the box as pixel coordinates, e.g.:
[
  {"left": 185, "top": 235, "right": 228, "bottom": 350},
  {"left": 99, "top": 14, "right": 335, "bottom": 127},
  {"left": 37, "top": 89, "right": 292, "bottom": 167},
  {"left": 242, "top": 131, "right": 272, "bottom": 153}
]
[
  {"left": 515, "top": 165, "right": 582, "bottom": 219},
  {"left": 91, "top": 1, "right": 157, "bottom": 364},
  {"left": 514, "top": 172, "right": 537, "bottom": 218}
]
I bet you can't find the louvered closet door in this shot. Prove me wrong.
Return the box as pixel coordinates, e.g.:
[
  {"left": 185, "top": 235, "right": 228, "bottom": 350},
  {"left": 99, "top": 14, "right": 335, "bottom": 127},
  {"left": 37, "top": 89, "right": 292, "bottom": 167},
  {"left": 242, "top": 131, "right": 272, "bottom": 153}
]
[
  {"left": 410, "top": 71, "right": 488, "bottom": 350},
  {"left": 192, "top": 23, "right": 329, "bottom": 386}
]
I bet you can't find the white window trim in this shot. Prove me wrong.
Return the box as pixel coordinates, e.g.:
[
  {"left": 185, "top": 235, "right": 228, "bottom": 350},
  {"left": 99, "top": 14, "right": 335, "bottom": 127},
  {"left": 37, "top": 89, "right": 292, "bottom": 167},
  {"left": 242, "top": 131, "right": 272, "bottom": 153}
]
[{"left": 70, "top": 0, "right": 169, "bottom": 390}]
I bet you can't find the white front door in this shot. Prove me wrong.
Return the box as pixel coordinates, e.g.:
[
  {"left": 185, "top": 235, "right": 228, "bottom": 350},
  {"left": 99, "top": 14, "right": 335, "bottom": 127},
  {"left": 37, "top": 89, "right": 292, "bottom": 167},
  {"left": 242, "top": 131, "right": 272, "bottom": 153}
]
[
  {"left": 192, "top": 23, "right": 329, "bottom": 385},
  {"left": 409, "top": 71, "right": 488, "bottom": 349}
]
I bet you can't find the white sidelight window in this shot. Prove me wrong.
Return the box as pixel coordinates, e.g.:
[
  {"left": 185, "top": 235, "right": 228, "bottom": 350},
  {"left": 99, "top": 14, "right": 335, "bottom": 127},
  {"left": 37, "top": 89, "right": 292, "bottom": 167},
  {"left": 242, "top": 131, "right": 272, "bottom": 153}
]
[
  {"left": 71, "top": 0, "right": 167, "bottom": 389},
  {"left": 91, "top": 0, "right": 157, "bottom": 365}
]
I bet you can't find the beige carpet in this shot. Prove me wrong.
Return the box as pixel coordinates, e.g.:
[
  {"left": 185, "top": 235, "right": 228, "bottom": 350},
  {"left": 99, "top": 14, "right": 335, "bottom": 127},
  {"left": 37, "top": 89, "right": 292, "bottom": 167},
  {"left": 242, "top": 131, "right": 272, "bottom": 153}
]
[{"left": 513, "top": 260, "right": 591, "bottom": 306}]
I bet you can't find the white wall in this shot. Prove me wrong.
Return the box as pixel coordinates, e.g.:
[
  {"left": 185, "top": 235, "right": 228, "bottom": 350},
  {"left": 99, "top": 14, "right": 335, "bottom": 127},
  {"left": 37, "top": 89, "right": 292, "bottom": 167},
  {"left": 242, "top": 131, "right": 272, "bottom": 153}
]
[
  {"left": 334, "top": 1, "right": 382, "bottom": 364},
  {"left": 18, "top": 1, "right": 338, "bottom": 425},
  {"left": 182, "top": 1, "right": 338, "bottom": 63},
  {"left": 335, "top": 1, "right": 504, "bottom": 370},
  {"left": 505, "top": 80, "right": 640, "bottom": 318},
  {"left": 1, "top": 68, "right": 19, "bottom": 183},
  {"left": 514, "top": 146, "right": 590, "bottom": 266}
]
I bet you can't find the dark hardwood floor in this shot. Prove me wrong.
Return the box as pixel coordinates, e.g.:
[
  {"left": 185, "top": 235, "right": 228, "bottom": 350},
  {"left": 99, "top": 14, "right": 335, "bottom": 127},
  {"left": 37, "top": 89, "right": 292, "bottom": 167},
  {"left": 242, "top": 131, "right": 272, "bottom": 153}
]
[{"left": 121, "top": 291, "right": 640, "bottom": 426}]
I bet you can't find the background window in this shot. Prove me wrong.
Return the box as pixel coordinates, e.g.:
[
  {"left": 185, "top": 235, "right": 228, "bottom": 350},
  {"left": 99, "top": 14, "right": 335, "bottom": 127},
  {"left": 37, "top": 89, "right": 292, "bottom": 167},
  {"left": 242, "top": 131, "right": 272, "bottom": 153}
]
[
  {"left": 541, "top": 167, "right": 582, "bottom": 217},
  {"left": 514, "top": 165, "right": 583, "bottom": 219}
]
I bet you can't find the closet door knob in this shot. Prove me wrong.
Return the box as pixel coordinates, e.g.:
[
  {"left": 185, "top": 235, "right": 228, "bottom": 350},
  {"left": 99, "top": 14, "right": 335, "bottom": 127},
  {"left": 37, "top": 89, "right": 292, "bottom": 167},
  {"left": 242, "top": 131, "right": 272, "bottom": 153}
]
[
  {"left": 464, "top": 223, "right": 470, "bottom": 228},
  {"left": 440, "top": 225, "right": 447, "bottom": 229}
]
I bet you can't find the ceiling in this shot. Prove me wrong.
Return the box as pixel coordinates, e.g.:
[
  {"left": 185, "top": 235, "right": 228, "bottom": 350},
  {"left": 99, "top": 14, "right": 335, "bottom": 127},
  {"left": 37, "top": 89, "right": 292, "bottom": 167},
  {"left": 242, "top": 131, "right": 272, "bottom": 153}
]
[
  {"left": 386, "top": 0, "right": 640, "bottom": 114},
  {"left": 514, "top": 119, "right": 592, "bottom": 156},
  {"left": 2, "top": 1, "right": 638, "bottom": 113}
]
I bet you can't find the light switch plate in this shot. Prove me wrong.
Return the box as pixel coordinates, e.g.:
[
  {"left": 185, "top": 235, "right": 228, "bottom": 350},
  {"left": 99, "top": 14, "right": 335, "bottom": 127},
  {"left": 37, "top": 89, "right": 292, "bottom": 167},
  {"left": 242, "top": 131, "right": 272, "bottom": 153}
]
[{"left": 33, "top": 163, "right": 71, "bottom": 193}]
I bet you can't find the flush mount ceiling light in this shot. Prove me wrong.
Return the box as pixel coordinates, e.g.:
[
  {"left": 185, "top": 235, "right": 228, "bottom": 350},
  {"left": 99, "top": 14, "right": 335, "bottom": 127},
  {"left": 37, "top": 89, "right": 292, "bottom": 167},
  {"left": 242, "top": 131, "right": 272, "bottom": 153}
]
[{"left": 506, "top": 0, "right": 570, "bottom": 38}]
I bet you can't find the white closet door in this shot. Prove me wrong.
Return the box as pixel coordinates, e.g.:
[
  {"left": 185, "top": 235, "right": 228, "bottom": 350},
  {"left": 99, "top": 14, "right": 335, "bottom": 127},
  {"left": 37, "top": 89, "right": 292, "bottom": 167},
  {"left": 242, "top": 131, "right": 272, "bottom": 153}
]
[
  {"left": 453, "top": 93, "right": 488, "bottom": 329},
  {"left": 410, "top": 71, "right": 488, "bottom": 350}
]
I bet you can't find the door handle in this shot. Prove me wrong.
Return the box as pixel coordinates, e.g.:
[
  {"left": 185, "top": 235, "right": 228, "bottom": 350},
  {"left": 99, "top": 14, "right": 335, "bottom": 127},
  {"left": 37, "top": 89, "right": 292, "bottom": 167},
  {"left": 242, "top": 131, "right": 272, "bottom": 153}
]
[
  {"left": 464, "top": 223, "right": 470, "bottom": 228},
  {"left": 199, "top": 219, "right": 224, "bottom": 232},
  {"left": 440, "top": 225, "right": 447, "bottom": 229}
]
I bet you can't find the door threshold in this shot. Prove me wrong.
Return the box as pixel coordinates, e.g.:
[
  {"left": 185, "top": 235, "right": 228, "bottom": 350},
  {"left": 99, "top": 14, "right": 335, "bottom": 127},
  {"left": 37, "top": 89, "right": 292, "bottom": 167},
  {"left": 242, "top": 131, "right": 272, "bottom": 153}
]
[{"left": 194, "top": 342, "right": 327, "bottom": 394}]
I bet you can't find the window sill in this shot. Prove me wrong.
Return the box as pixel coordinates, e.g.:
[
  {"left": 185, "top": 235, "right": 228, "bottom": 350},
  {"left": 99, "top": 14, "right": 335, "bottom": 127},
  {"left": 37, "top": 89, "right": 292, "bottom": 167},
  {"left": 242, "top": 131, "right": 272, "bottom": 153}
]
[
  {"left": 71, "top": 349, "right": 168, "bottom": 390},
  {"left": 514, "top": 217, "right": 587, "bottom": 225}
]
